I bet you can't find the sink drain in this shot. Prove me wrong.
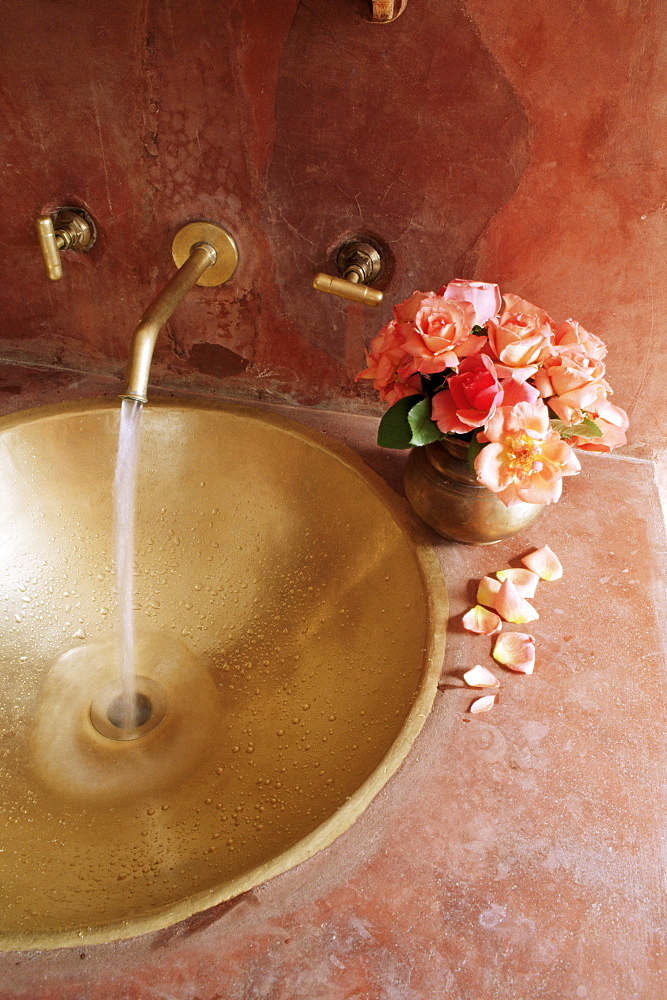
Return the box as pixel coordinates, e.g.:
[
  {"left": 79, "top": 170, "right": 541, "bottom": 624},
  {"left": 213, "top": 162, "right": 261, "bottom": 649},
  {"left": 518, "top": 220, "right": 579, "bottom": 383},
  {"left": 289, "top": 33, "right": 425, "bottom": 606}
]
[{"left": 90, "top": 676, "right": 167, "bottom": 741}]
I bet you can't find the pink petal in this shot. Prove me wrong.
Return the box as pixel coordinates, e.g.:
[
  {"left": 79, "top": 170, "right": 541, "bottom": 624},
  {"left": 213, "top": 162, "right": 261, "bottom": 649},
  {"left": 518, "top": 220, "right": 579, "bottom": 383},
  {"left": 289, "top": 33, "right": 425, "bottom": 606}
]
[
  {"left": 476, "top": 576, "right": 501, "bottom": 608},
  {"left": 495, "top": 568, "right": 539, "bottom": 598},
  {"left": 462, "top": 605, "right": 502, "bottom": 635},
  {"left": 464, "top": 665, "right": 500, "bottom": 688},
  {"left": 521, "top": 544, "right": 563, "bottom": 581},
  {"left": 470, "top": 694, "right": 496, "bottom": 714},
  {"left": 494, "top": 579, "right": 539, "bottom": 624},
  {"left": 493, "top": 632, "right": 536, "bottom": 674}
]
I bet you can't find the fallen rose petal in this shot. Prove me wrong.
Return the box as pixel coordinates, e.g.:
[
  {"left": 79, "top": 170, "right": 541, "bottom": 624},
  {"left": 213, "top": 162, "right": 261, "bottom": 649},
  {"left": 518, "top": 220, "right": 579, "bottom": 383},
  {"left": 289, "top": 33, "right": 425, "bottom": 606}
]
[
  {"left": 462, "top": 605, "right": 502, "bottom": 635},
  {"left": 464, "top": 665, "right": 500, "bottom": 688},
  {"left": 494, "top": 579, "right": 539, "bottom": 624},
  {"left": 521, "top": 544, "right": 563, "bottom": 581},
  {"left": 470, "top": 694, "right": 496, "bottom": 713},
  {"left": 493, "top": 632, "right": 536, "bottom": 674},
  {"left": 495, "top": 567, "right": 540, "bottom": 598},
  {"left": 476, "top": 576, "right": 502, "bottom": 608}
]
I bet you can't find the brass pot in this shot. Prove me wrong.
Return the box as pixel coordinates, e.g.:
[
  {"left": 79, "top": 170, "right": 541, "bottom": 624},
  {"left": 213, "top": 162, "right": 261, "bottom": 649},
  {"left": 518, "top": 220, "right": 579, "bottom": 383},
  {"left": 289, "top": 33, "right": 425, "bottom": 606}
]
[{"left": 403, "top": 436, "right": 543, "bottom": 545}]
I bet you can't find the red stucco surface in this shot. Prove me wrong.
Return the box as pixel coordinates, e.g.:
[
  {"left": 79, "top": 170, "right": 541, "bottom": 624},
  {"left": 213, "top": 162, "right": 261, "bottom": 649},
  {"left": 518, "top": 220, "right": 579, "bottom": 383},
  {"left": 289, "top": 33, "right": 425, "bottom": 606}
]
[{"left": 3, "top": 1, "right": 664, "bottom": 455}]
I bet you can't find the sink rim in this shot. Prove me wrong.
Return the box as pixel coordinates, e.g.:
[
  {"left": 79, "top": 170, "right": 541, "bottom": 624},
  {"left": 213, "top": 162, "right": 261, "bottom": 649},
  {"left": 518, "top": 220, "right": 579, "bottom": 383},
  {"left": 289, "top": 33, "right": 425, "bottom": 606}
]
[{"left": 0, "top": 397, "right": 447, "bottom": 952}]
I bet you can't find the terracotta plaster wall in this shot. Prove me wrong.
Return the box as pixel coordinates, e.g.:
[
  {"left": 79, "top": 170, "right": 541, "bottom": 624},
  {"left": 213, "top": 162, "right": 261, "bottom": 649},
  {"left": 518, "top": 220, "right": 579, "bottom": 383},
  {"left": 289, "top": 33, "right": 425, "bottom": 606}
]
[{"left": 1, "top": 0, "right": 666, "bottom": 453}]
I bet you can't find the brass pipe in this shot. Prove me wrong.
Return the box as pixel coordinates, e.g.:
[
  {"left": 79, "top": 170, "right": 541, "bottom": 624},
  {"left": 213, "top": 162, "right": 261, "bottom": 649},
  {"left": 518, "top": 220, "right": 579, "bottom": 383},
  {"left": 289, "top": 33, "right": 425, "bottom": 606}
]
[{"left": 122, "top": 243, "right": 216, "bottom": 404}]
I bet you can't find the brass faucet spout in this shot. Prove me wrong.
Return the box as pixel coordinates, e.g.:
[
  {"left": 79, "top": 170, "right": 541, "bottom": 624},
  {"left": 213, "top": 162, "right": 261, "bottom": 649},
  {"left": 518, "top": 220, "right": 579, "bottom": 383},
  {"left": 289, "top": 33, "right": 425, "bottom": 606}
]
[
  {"left": 122, "top": 243, "right": 216, "bottom": 404},
  {"left": 122, "top": 221, "right": 239, "bottom": 404}
]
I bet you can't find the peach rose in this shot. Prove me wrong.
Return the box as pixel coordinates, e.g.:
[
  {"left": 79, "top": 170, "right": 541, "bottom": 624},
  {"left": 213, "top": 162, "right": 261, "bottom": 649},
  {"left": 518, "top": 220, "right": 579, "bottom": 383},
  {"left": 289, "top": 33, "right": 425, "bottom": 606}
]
[
  {"left": 554, "top": 319, "right": 607, "bottom": 361},
  {"left": 487, "top": 293, "right": 555, "bottom": 372},
  {"left": 399, "top": 293, "right": 475, "bottom": 375},
  {"left": 354, "top": 320, "right": 421, "bottom": 404},
  {"left": 533, "top": 347, "right": 610, "bottom": 418},
  {"left": 475, "top": 400, "right": 581, "bottom": 506},
  {"left": 566, "top": 400, "right": 629, "bottom": 453}
]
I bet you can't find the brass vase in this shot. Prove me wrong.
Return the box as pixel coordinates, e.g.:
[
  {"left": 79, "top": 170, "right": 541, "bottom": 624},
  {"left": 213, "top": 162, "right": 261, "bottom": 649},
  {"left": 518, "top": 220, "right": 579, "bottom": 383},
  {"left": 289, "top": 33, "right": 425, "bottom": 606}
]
[{"left": 403, "top": 436, "right": 543, "bottom": 545}]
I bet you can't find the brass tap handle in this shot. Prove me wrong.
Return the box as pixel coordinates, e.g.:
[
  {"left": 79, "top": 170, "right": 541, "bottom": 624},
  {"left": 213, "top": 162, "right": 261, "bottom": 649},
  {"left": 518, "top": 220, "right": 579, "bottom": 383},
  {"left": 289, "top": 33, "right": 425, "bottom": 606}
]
[
  {"left": 313, "top": 239, "right": 384, "bottom": 307},
  {"left": 35, "top": 209, "right": 94, "bottom": 281},
  {"left": 313, "top": 273, "right": 383, "bottom": 306},
  {"left": 36, "top": 216, "right": 64, "bottom": 280},
  {"left": 370, "top": 0, "right": 408, "bottom": 22}
]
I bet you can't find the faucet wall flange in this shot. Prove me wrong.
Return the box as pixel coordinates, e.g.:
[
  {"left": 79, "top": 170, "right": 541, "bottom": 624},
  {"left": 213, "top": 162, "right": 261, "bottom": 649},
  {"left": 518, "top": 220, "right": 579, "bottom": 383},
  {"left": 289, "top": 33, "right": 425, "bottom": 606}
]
[{"left": 171, "top": 222, "right": 238, "bottom": 286}]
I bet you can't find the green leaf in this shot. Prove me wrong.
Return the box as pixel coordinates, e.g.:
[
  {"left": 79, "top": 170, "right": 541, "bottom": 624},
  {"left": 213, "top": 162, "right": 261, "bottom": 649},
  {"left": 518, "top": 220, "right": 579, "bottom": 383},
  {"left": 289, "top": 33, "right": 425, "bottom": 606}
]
[
  {"left": 377, "top": 395, "right": 423, "bottom": 449},
  {"left": 407, "top": 397, "right": 444, "bottom": 447},
  {"left": 467, "top": 433, "right": 484, "bottom": 472},
  {"left": 470, "top": 324, "right": 487, "bottom": 336},
  {"left": 550, "top": 415, "right": 603, "bottom": 440}
]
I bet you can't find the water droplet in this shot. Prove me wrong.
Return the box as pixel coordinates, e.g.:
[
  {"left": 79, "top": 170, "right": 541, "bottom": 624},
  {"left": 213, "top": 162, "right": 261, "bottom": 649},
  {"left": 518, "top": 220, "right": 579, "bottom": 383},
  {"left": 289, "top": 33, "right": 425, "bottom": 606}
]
[{"left": 72, "top": 629, "right": 85, "bottom": 640}]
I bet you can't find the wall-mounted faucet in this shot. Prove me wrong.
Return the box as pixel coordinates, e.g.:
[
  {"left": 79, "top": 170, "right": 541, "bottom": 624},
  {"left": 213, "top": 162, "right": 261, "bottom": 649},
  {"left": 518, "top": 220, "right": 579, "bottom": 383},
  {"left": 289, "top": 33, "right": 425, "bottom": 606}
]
[
  {"left": 313, "top": 237, "right": 384, "bottom": 307},
  {"left": 122, "top": 221, "right": 238, "bottom": 404},
  {"left": 35, "top": 208, "right": 96, "bottom": 280}
]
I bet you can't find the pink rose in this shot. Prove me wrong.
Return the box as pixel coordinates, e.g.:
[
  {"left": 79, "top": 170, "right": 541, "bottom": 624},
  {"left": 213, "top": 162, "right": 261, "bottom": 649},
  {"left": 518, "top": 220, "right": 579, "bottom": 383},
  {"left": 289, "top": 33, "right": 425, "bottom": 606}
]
[
  {"left": 432, "top": 358, "right": 541, "bottom": 435},
  {"left": 354, "top": 320, "right": 421, "bottom": 404},
  {"left": 431, "top": 355, "right": 503, "bottom": 433},
  {"left": 487, "top": 293, "right": 555, "bottom": 373},
  {"left": 398, "top": 293, "right": 474, "bottom": 375},
  {"left": 500, "top": 375, "right": 540, "bottom": 407},
  {"left": 475, "top": 400, "right": 581, "bottom": 506},
  {"left": 440, "top": 279, "right": 502, "bottom": 328}
]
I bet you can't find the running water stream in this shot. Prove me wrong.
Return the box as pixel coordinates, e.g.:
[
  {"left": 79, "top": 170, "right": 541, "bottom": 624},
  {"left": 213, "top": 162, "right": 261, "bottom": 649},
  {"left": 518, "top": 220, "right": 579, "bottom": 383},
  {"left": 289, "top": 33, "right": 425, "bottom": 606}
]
[{"left": 112, "top": 398, "right": 143, "bottom": 731}]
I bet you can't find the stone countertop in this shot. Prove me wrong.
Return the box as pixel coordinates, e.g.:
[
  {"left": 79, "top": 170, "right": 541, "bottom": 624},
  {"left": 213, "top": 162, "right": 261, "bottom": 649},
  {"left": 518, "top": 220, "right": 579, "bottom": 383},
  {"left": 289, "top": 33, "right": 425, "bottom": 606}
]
[{"left": 1, "top": 364, "right": 666, "bottom": 1000}]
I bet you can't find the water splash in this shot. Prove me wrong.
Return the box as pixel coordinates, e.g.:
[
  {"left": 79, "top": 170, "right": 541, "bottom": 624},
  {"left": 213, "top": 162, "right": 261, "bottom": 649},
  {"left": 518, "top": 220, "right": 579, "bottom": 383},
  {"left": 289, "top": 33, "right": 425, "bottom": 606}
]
[{"left": 113, "top": 398, "right": 143, "bottom": 730}]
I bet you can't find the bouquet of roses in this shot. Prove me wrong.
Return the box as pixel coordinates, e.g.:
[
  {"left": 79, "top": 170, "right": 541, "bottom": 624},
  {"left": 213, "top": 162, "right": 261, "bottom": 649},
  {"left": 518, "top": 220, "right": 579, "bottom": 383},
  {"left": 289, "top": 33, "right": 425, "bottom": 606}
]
[{"left": 356, "top": 279, "right": 628, "bottom": 507}]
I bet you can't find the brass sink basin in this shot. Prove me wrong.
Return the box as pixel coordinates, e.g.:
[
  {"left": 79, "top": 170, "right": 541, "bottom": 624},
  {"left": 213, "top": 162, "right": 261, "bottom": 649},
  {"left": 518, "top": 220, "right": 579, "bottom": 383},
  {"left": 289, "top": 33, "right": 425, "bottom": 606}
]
[{"left": 0, "top": 399, "right": 446, "bottom": 950}]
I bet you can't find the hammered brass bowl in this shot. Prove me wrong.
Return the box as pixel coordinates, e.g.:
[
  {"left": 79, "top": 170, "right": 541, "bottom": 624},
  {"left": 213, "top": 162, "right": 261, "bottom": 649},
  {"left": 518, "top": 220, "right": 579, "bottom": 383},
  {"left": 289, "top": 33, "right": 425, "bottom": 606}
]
[{"left": 0, "top": 399, "right": 446, "bottom": 950}]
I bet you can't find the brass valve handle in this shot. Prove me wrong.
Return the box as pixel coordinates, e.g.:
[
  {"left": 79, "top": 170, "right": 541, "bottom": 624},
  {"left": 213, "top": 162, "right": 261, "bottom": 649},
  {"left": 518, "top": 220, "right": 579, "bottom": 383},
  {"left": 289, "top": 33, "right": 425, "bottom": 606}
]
[
  {"left": 312, "top": 240, "right": 384, "bottom": 307},
  {"left": 36, "top": 209, "right": 95, "bottom": 281},
  {"left": 369, "top": 0, "right": 408, "bottom": 22}
]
